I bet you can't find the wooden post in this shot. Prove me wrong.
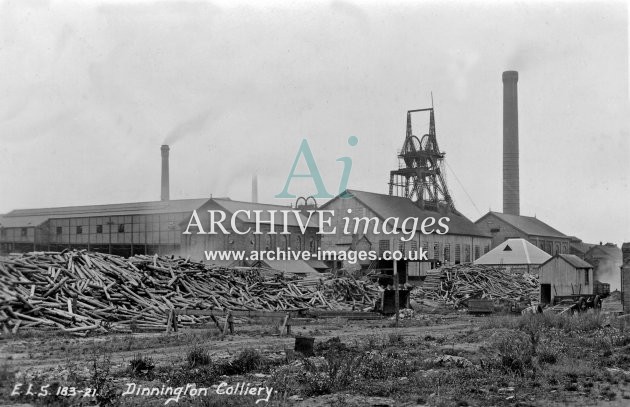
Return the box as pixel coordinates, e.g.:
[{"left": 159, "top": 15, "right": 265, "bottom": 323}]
[
  {"left": 223, "top": 311, "right": 232, "bottom": 335},
  {"left": 280, "top": 314, "right": 289, "bottom": 336},
  {"left": 393, "top": 238, "right": 399, "bottom": 328}
]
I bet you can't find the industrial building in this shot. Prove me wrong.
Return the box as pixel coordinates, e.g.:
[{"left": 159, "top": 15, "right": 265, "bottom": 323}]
[
  {"left": 320, "top": 189, "right": 491, "bottom": 276},
  {"left": 474, "top": 211, "right": 571, "bottom": 255},
  {"left": 0, "top": 198, "right": 207, "bottom": 256}
]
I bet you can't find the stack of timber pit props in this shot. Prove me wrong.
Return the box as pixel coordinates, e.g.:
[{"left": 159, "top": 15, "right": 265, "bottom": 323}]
[
  {"left": 0, "top": 251, "right": 381, "bottom": 335},
  {"left": 412, "top": 264, "right": 538, "bottom": 308}
]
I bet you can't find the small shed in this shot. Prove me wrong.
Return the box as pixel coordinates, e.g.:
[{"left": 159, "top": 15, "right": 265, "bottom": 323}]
[{"left": 538, "top": 254, "right": 593, "bottom": 304}]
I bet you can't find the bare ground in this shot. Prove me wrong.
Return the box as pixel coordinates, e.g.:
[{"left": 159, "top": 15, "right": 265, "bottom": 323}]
[{"left": 1, "top": 310, "right": 630, "bottom": 407}]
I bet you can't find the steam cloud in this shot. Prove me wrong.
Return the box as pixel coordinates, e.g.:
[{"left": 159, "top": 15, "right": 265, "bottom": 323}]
[{"left": 163, "top": 110, "right": 215, "bottom": 145}]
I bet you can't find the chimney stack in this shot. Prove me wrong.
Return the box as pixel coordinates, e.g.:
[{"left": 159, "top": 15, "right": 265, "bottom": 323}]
[
  {"left": 252, "top": 174, "right": 258, "bottom": 203},
  {"left": 502, "top": 70, "right": 519, "bottom": 215},
  {"left": 161, "top": 145, "right": 170, "bottom": 201}
]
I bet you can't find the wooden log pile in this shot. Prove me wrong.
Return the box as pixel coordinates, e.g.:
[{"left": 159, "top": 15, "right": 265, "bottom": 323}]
[
  {"left": 0, "top": 250, "right": 381, "bottom": 335},
  {"left": 413, "top": 264, "right": 538, "bottom": 308}
]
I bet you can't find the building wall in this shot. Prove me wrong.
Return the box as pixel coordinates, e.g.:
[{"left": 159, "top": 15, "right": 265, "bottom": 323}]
[
  {"left": 539, "top": 257, "right": 593, "bottom": 303},
  {"left": 321, "top": 196, "right": 491, "bottom": 276},
  {"left": 0, "top": 226, "right": 39, "bottom": 254},
  {"left": 475, "top": 213, "right": 570, "bottom": 255},
  {"left": 1, "top": 212, "right": 192, "bottom": 256}
]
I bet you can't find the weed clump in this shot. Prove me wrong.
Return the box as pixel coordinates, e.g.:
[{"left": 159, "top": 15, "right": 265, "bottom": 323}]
[
  {"left": 128, "top": 353, "right": 155, "bottom": 377},
  {"left": 187, "top": 345, "right": 211, "bottom": 368}
]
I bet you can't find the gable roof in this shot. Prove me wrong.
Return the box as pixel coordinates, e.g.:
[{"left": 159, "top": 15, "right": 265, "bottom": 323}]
[
  {"left": 476, "top": 211, "right": 567, "bottom": 238},
  {"left": 541, "top": 253, "right": 593, "bottom": 269},
  {"left": 322, "top": 189, "right": 489, "bottom": 237},
  {"left": 475, "top": 238, "right": 551, "bottom": 265}
]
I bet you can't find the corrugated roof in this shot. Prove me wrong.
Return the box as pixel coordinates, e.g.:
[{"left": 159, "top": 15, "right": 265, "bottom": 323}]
[
  {"left": 557, "top": 254, "right": 593, "bottom": 269},
  {"left": 327, "top": 190, "right": 489, "bottom": 237},
  {"left": 478, "top": 212, "right": 567, "bottom": 238},
  {"left": 5, "top": 198, "right": 210, "bottom": 220},
  {"left": 474, "top": 238, "right": 551, "bottom": 265}
]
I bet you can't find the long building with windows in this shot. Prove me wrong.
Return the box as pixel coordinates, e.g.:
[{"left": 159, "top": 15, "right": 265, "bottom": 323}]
[
  {"left": 0, "top": 199, "right": 208, "bottom": 256},
  {"left": 320, "top": 189, "right": 492, "bottom": 277}
]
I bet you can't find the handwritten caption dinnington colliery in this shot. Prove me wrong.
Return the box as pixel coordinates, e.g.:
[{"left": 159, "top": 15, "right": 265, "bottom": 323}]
[{"left": 123, "top": 382, "right": 274, "bottom": 404}]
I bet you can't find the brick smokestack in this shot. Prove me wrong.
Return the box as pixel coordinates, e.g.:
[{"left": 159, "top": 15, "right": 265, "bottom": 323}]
[
  {"left": 252, "top": 174, "right": 258, "bottom": 203},
  {"left": 502, "top": 70, "right": 519, "bottom": 215},
  {"left": 161, "top": 145, "right": 170, "bottom": 201}
]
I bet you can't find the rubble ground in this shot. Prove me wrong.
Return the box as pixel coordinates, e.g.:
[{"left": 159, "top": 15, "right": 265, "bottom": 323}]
[{"left": 2, "top": 310, "right": 630, "bottom": 407}]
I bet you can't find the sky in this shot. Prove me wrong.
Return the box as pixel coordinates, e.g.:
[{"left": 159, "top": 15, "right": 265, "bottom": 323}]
[{"left": 0, "top": 0, "right": 628, "bottom": 246}]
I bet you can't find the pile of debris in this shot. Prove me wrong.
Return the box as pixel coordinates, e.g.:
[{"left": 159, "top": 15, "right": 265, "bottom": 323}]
[
  {"left": 413, "top": 264, "right": 538, "bottom": 308},
  {"left": 0, "top": 250, "right": 381, "bottom": 335}
]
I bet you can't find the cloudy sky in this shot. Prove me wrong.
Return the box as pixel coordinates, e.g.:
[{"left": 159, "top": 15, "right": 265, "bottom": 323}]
[{"left": 0, "top": 0, "right": 628, "bottom": 245}]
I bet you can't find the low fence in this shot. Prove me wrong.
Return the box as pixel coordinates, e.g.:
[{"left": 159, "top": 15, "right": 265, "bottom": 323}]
[{"left": 165, "top": 308, "right": 383, "bottom": 335}]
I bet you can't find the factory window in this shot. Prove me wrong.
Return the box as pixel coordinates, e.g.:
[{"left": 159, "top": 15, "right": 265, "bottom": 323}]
[
  {"left": 378, "top": 240, "right": 390, "bottom": 255},
  {"left": 398, "top": 241, "right": 405, "bottom": 253},
  {"left": 454, "top": 244, "right": 461, "bottom": 264},
  {"left": 56, "top": 227, "right": 62, "bottom": 235},
  {"left": 443, "top": 244, "right": 451, "bottom": 262},
  {"left": 410, "top": 241, "right": 418, "bottom": 257},
  {"left": 584, "top": 270, "right": 589, "bottom": 286},
  {"left": 0, "top": 229, "right": 5, "bottom": 237},
  {"left": 96, "top": 225, "right": 103, "bottom": 234},
  {"left": 21, "top": 228, "right": 27, "bottom": 237},
  {"left": 296, "top": 236, "right": 302, "bottom": 251},
  {"left": 433, "top": 243, "right": 440, "bottom": 260},
  {"left": 474, "top": 246, "right": 480, "bottom": 260},
  {"left": 484, "top": 245, "right": 490, "bottom": 254},
  {"left": 118, "top": 224, "right": 125, "bottom": 233},
  {"left": 490, "top": 228, "right": 500, "bottom": 233},
  {"left": 76, "top": 226, "right": 83, "bottom": 235},
  {"left": 464, "top": 245, "right": 471, "bottom": 263}
]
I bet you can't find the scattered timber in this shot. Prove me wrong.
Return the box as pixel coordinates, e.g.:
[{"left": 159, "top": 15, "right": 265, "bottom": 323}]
[
  {"left": 0, "top": 250, "right": 380, "bottom": 335},
  {"left": 413, "top": 264, "right": 538, "bottom": 308}
]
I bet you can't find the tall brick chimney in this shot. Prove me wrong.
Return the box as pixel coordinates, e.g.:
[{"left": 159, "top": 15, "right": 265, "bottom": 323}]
[
  {"left": 161, "top": 145, "right": 170, "bottom": 201},
  {"left": 503, "top": 70, "right": 520, "bottom": 215}
]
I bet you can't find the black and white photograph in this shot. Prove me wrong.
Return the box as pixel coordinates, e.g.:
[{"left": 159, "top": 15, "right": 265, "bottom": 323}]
[{"left": 1, "top": 0, "right": 629, "bottom": 406}]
